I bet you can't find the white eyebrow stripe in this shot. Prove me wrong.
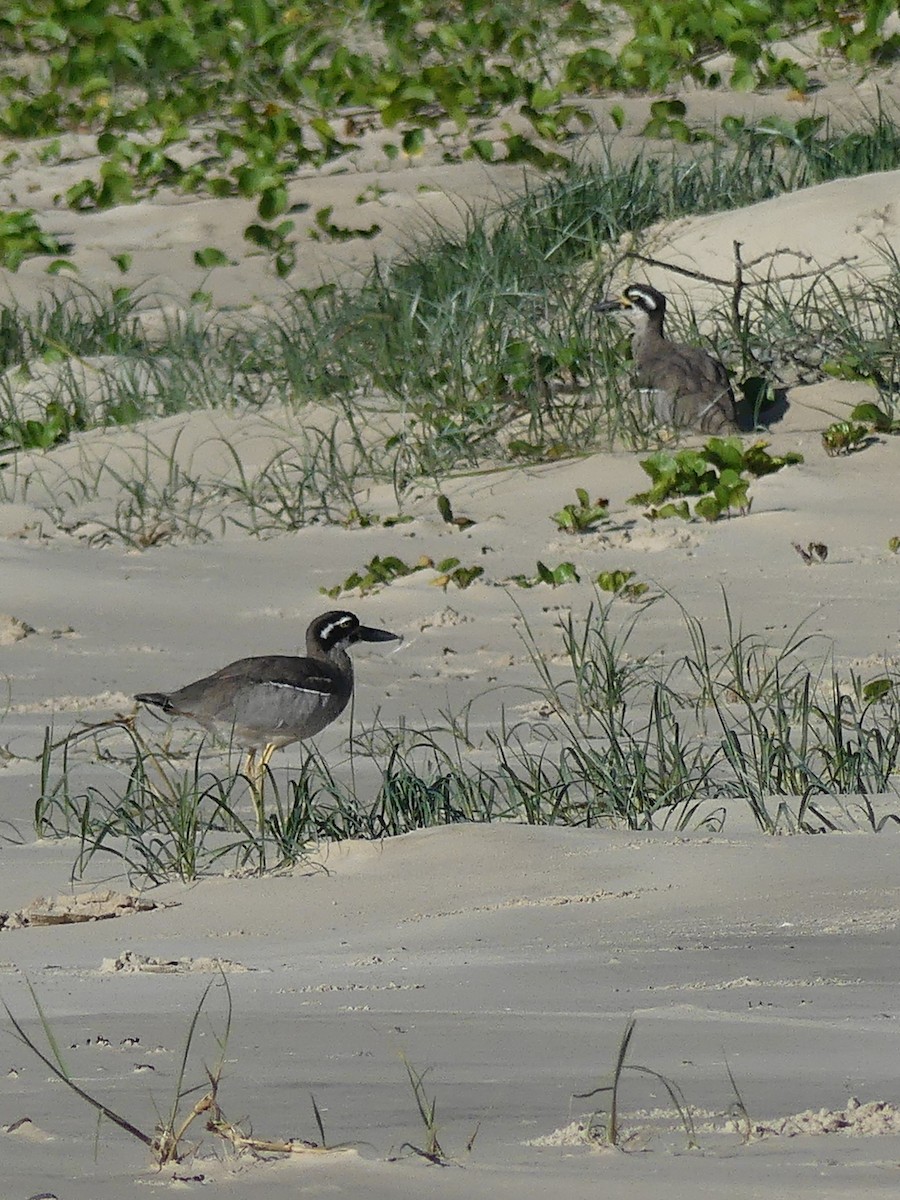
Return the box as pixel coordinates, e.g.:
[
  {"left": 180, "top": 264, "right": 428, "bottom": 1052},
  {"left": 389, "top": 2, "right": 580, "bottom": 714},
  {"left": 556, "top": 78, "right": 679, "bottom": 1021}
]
[{"left": 317, "top": 618, "right": 355, "bottom": 643}]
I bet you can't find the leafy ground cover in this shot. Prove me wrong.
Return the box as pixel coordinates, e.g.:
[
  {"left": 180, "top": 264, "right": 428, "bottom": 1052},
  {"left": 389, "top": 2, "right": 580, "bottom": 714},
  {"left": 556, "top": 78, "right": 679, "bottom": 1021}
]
[
  {"left": 3, "top": 107, "right": 899, "bottom": 528},
  {"left": 1, "top": 2, "right": 899, "bottom": 270},
  {"left": 629, "top": 438, "right": 803, "bottom": 521},
  {"left": 2, "top": 117, "right": 899, "bottom": 540},
  {"left": 3, "top": 6, "right": 900, "bottom": 876}
]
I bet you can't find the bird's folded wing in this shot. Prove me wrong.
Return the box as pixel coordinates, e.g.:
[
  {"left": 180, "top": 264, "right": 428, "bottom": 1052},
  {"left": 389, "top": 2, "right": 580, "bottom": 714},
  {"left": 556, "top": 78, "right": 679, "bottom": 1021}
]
[
  {"left": 263, "top": 675, "right": 338, "bottom": 697},
  {"left": 661, "top": 344, "right": 732, "bottom": 395},
  {"left": 211, "top": 655, "right": 338, "bottom": 693}
]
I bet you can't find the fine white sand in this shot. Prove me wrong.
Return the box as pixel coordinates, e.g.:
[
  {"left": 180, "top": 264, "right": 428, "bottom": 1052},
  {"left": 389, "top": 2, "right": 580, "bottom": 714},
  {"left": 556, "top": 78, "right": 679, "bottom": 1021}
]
[{"left": 2, "top": 71, "right": 900, "bottom": 1198}]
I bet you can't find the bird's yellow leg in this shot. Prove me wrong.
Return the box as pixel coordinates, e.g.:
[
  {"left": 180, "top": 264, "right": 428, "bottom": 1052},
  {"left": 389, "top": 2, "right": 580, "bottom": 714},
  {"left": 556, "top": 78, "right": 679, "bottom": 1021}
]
[
  {"left": 251, "top": 744, "right": 277, "bottom": 847},
  {"left": 240, "top": 747, "right": 267, "bottom": 843}
]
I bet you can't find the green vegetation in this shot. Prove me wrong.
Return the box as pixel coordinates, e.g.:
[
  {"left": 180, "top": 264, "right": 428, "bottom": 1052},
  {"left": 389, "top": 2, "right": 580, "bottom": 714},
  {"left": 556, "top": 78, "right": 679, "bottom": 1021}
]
[
  {"left": 36, "top": 599, "right": 900, "bottom": 886},
  {"left": 322, "top": 553, "right": 482, "bottom": 598},
  {"left": 574, "top": 1016, "right": 697, "bottom": 1150},
  {"left": 823, "top": 400, "right": 900, "bottom": 454},
  {"left": 551, "top": 488, "right": 609, "bottom": 534},
  {"left": 1, "top": 2, "right": 899, "bottom": 273},
  {"left": 433, "top": 557, "right": 485, "bottom": 590},
  {"left": 1, "top": 101, "right": 899, "bottom": 519},
  {"left": 399, "top": 1054, "right": 451, "bottom": 1166},
  {"left": 821, "top": 419, "right": 873, "bottom": 456},
  {"left": 0, "top": 124, "right": 897, "bottom": 534},
  {"left": 629, "top": 438, "right": 803, "bottom": 521},
  {"left": 596, "top": 569, "right": 650, "bottom": 601},
  {"left": 0, "top": 209, "right": 69, "bottom": 269},
  {"left": 436, "top": 493, "right": 475, "bottom": 530},
  {"left": 851, "top": 401, "right": 900, "bottom": 434},
  {"left": 5, "top": 10, "right": 900, "bottom": 1174},
  {"left": 310, "top": 204, "right": 381, "bottom": 243},
  {"left": 0, "top": 398, "right": 84, "bottom": 451},
  {"left": 510, "top": 560, "right": 580, "bottom": 588}
]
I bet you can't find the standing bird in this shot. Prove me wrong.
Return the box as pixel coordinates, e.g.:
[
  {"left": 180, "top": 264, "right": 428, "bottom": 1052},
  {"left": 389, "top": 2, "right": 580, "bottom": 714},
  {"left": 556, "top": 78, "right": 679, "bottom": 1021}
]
[
  {"left": 595, "top": 283, "right": 739, "bottom": 434},
  {"left": 135, "top": 610, "right": 401, "bottom": 779}
]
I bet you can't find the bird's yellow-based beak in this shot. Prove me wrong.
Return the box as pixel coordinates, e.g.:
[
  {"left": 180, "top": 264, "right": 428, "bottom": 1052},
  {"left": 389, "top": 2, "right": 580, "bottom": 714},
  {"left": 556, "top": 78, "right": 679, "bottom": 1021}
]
[{"left": 594, "top": 293, "right": 631, "bottom": 313}]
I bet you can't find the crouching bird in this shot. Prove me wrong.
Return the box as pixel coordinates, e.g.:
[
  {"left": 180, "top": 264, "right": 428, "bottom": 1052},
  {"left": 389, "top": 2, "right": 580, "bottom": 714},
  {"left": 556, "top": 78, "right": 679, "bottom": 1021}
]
[
  {"left": 595, "top": 282, "right": 739, "bottom": 434},
  {"left": 135, "top": 610, "right": 401, "bottom": 780}
]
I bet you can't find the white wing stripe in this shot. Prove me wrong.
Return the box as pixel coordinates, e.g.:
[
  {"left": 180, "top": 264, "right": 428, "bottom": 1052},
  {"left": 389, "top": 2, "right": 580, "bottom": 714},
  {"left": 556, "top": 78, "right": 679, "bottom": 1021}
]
[{"left": 264, "top": 680, "right": 332, "bottom": 696}]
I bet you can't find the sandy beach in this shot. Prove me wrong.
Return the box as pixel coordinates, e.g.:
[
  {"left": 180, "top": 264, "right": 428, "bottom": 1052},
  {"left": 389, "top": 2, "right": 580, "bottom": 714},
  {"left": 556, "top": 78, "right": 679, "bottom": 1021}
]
[{"left": 2, "top": 46, "right": 900, "bottom": 1197}]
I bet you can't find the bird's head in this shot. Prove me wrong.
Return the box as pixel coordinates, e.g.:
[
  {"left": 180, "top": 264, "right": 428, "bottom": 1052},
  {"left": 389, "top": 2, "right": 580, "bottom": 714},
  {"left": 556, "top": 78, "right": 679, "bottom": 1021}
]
[
  {"left": 595, "top": 283, "right": 666, "bottom": 326},
  {"left": 309, "top": 611, "right": 402, "bottom": 655}
]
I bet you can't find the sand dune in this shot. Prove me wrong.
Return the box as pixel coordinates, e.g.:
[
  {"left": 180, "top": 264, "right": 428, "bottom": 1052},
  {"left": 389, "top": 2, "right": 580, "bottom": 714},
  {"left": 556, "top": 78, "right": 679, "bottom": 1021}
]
[{"left": 2, "top": 68, "right": 900, "bottom": 1199}]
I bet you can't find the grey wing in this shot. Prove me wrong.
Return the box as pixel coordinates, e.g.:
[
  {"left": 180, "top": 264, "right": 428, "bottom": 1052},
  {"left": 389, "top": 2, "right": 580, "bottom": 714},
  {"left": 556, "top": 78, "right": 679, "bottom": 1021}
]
[
  {"left": 230, "top": 676, "right": 348, "bottom": 741},
  {"left": 169, "top": 656, "right": 345, "bottom": 731},
  {"left": 643, "top": 344, "right": 737, "bottom": 432},
  {"left": 694, "top": 351, "right": 738, "bottom": 433}
]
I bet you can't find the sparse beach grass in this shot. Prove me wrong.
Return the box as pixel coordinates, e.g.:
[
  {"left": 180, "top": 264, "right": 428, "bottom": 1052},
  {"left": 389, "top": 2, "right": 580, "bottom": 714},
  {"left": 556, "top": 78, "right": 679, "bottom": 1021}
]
[
  {"left": 6, "top": 7, "right": 900, "bottom": 1193},
  {"left": 573, "top": 1015, "right": 698, "bottom": 1150},
  {"left": 5, "top": 973, "right": 233, "bottom": 1165},
  {"left": 9, "top": 109, "right": 900, "bottom": 879},
  {"left": 35, "top": 598, "right": 900, "bottom": 886},
  {"left": 3, "top": 109, "right": 900, "bottom": 541}
]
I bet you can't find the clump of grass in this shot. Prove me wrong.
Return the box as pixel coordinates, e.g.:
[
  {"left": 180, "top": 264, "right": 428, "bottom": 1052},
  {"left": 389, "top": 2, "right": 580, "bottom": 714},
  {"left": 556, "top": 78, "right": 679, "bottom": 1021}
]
[
  {"left": 95, "top": 463, "right": 219, "bottom": 549},
  {"left": 396, "top": 1054, "right": 449, "bottom": 1165},
  {"left": 5, "top": 974, "right": 231, "bottom": 1165},
  {"left": 0, "top": 422, "right": 399, "bottom": 547},
  {"left": 37, "top": 597, "right": 900, "bottom": 888},
  {"left": 573, "top": 1016, "right": 698, "bottom": 1150},
  {"left": 518, "top": 596, "right": 900, "bottom": 831},
  {"left": 0, "top": 285, "right": 196, "bottom": 371},
  {"left": 37, "top": 721, "right": 284, "bottom": 883},
  {"left": 37, "top": 720, "right": 493, "bottom": 883}
]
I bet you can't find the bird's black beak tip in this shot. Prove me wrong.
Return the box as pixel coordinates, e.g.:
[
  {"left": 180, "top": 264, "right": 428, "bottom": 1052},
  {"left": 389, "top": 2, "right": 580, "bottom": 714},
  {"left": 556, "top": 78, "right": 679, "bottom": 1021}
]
[
  {"left": 358, "top": 626, "right": 403, "bottom": 644},
  {"left": 594, "top": 297, "right": 626, "bottom": 314}
]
